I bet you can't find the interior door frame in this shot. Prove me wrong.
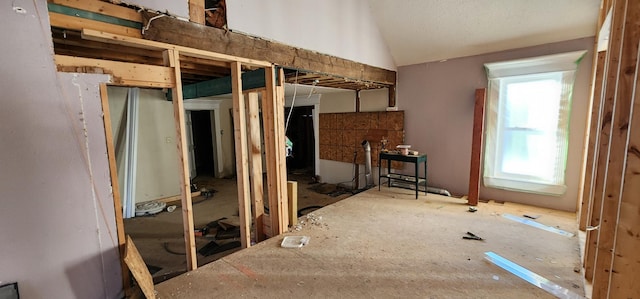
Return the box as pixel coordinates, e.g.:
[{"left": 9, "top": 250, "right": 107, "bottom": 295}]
[{"left": 184, "top": 99, "right": 224, "bottom": 177}]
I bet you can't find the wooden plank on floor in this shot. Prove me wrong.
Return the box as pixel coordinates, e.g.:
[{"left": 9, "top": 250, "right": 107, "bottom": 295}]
[
  {"left": 163, "top": 49, "right": 197, "bottom": 271},
  {"left": 583, "top": 0, "right": 627, "bottom": 281},
  {"left": 55, "top": 55, "right": 174, "bottom": 88},
  {"left": 155, "top": 191, "right": 201, "bottom": 204},
  {"left": 99, "top": 83, "right": 129, "bottom": 289},
  {"left": 579, "top": 51, "right": 607, "bottom": 231},
  {"left": 48, "top": 11, "right": 141, "bottom": 38},
  {"left": 288, "top": 181, "right": 298, "bottom": 226},
  {"left": 231, "top": 62, "right": 252, "bottom": 248},
  {"left": 124, "top": 235, "right": 155, "bottom": 299},
  {"left": 592, "top": 1, "right": 640, "bottom": 297},
  {"left": 262, "top": 68, "right": 283, "bottom": 235},
  {"left": 468, "top": 88, "right": 486, "bottom": 206},
  {"left": 608, "top": 37, "right": 640, "bottom": 299},
  {"left": 247, "top": 92, "right": 266, "bottom": 242}
]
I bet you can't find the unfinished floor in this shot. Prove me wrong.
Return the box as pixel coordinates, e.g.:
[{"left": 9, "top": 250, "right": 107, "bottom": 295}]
[
  {"left": 154, "top": 187, "right": 583, "bottom": 298},
  {"left": 124, "top": 174, "right": 352, "bottom": 282}
]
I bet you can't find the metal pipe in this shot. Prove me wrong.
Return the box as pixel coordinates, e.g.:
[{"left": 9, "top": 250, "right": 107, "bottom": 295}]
[{"left": 361, "top": 140, "right": 374, "bottom": 187}]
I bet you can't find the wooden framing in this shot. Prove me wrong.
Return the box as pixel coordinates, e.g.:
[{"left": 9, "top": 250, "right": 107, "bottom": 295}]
[
  {"left": 467, "top": 88, "right": 486, "bottom": 206},
  {"left": 580, "top": 0, "right": 640, "bottom": 297},
  {"left": 49, "top": 0, "right": 143, "bottom": 23},
  {"left": 98, "top": 84, "right": 129, "bottom": 289},
  {"left": 163, "top": 49, "right": 198, "bottom": 270},
  {"left": 591, "top": 1, "right": 640, "bottom": 297},
  {"left": 55, "top": 55, "right": 174, "bottom": 87},
  {"left": 231, "top": 62, "right": 252, "bottom": 248},
  {"left": 275, "top": 69, "right": 290, "bottom": 230},
  {"left": 583, "top": 0, "right": 625, "bottom": 282},
  {"left": 141, "top": 13, "right": 396, "bottom": 86},
  {"left": 262, "top": 67, "right": 287, "bottom": 235},
  {"left": 124, "top": 236, "right": 156, "bottom": 299},
  {"left": 578, "top": 51, "right": 607, "bottom": 230},
  {"left": 608, "top": 39, "right": 640, "bottom": 299},
  {"left": 288, "top": 181, "right": 298, "bottom": 226},
  {"left": 188, "top": 0, "right": 205, "bottom": 25},
  {"left": 49, "top": 12, "right": 141, "bottom": 38},
  {"left": 246, "top": 92, "right": 266, "bottom": 242}
]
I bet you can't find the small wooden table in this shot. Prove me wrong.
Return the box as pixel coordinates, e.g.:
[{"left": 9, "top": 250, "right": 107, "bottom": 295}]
[{"left": 378, "top": 152, "right": 427, "bottom": 199}]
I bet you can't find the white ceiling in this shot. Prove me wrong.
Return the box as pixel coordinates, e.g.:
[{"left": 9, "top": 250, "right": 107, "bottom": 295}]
[{"left": 368, "top": 0, "right": 601, "bottom": 66}]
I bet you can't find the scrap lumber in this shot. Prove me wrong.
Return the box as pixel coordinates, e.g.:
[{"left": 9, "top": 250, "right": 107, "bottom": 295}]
[{"left": 124, "top": 236, "right": 155, "bottom": 299}]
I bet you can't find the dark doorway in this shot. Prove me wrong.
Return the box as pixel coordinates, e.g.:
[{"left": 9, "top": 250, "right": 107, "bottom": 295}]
[
  {"left": 285, "top": 106, "right": 315, "bottom": 173},
  {"left": 191, "top": 110, "right": 215, "bottom": 177}
]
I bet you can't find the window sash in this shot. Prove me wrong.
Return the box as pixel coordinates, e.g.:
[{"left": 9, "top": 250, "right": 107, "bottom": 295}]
[{"left": 483, "top": 50, "right": 585, "bottom": 196}]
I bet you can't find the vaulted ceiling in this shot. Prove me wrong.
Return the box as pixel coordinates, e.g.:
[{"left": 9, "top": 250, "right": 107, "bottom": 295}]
[{"left": 367, "top": 0, "right": 601, "bottom": 66}]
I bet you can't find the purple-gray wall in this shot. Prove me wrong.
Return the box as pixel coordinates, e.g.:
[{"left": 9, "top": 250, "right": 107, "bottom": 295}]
[
  {"left": 398, "top": 37, "right": 594, "bottom": 211},
  {"left": 0, "top": 1, "right": 122, "bottom": 298}
]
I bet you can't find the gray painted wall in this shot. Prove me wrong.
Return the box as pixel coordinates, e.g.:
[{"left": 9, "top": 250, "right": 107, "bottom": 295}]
[
  {"left": 0, "top": 1, "right": 122, "bottom": 298},
  {"left": 398, "top": 37, "right": 594, "bottom": 211}
]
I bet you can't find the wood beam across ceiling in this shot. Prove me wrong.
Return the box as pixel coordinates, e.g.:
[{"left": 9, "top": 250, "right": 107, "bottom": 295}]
[{"left": 141, "top": 12, "right": 397, "bottom": 87}]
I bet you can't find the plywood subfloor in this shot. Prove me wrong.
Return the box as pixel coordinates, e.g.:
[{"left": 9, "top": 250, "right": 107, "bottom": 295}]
[{"left": 155, "top": 187, "right": 583, "bottom": 298}]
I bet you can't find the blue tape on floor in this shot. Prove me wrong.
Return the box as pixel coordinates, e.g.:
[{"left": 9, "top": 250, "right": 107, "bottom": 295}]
[
  {"left": 484, "top": 251, "right": 583, "bottom": 299},
  {"left": 502, "top": 214, "right": 574, "bottom": 237}
]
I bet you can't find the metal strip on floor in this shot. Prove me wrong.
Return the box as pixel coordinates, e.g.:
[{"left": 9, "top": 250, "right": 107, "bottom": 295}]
[
  {"left": 484, "top": 251, "right": 583, "bottom": 299},
  {"left": 502, "top": 213, "right": 575, "bottom": 237}
]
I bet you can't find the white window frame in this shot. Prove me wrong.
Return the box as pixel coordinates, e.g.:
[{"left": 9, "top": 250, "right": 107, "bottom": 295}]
[{"left": 483, "top": 50, "right": 586, "bottom": 196}]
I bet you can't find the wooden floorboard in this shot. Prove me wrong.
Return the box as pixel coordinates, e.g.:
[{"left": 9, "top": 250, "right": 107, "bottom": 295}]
[{"left": 155, "top": 188, "right": 583, "bottom": 298}]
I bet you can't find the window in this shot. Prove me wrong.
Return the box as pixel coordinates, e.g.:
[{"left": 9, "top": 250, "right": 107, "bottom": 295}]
[{"left": 483, "top": 51, "right": 586, "bottom": 195}]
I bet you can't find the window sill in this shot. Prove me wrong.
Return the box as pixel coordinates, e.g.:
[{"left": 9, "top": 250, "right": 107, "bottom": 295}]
[{"left": 484, "top": 176, "right": 566, "bottom": 196}]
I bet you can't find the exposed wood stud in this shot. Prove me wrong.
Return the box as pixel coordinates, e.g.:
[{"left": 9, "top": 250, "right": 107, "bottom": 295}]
[
  {"left": 468, "top": 88, "right": 486, "bottom": 206},
  {"left": 355, "top": 89, "right": 361, "bottom": 112},
  {"left": 55, "top": 55, "right": 174, "bottom": 87},
  {"left": 276, "top": 68, "right": 290, "bottom": 230},
  {"left": 592, "top": 1, "right": 640, "bottom": 297},
  {"left": 231, "top": 61, "right": 252, "bottom": 248},
  {"left": 49, "top": 12, "right": 142, "bottom": 38},
  {"left": 163, "top": 49, "right": 197, "bottom": 271},
  {"left": 288, "top": 181, "right": 298, "bottom": 226},
  {"left": 579, "top": 51, "right": 607, "bottom": 230},
  {"left": 99, "top": 83, "right": 129, "bottom": 289},
  {"left": 48, "top": 0, "right": 143, "bottom": 23},
  {"left": 247, "top": 92, "right": 265, "bottom": 242},
  {"left": 262, "top": 67, "right": 284, "bottom": 235}
]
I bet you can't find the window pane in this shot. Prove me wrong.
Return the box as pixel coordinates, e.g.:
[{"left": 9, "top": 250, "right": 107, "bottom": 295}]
[{"left": 500, "top": 128, "right": 557, "bottom": 180}]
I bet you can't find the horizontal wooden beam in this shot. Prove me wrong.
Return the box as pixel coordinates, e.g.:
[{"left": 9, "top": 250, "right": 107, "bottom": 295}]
[
  {"left": 81, "top": 29, "right": 272, "bottom": 68},
  {"left": 48, "top": 0, "right": 143, "bottom": 23},
  {"left": 49, "top": 12, "right": 141, "bottom": 38},
  {"left": 142, "top": 14, "right": 396, "bottom": 86},
  {"left": 55, "top": 55, "right": 174, "bottom": 88},
  {"left": 48, "top": 3, "right": 141, "bottom": 29}
]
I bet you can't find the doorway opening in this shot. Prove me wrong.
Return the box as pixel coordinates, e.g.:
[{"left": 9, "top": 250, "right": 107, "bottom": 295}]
[
  {"left": 285, "top": 105, "right": 315, "bottom": 175},
  {"left": 190, "top": 110, "right": 215, "bottom": 177}
]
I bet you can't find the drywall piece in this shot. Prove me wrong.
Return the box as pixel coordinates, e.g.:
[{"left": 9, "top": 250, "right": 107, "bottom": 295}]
[
  {"left": 0, "top": 3, "right": 122, "bottom": 297},
  {"left": 502, "top": 214, "right": 574, "bottom": 237},
  {"left": 484, "top": 252, "right": 582, "bottom": 299}
]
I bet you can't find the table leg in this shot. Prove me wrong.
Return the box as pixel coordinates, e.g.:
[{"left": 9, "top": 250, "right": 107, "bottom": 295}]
[
  {"left": 415, "top": 160, "right": 419, "bottom": 199},
  {"left": 424, "top": 160, "right": 428, "bottom": 196},
  {"left": 387, "top": 159, "right": 391, "bottom": 188}
]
